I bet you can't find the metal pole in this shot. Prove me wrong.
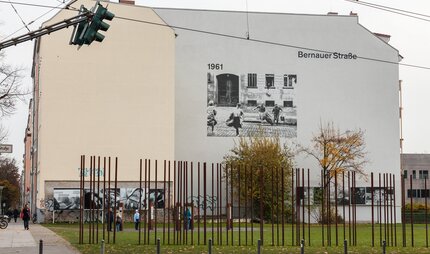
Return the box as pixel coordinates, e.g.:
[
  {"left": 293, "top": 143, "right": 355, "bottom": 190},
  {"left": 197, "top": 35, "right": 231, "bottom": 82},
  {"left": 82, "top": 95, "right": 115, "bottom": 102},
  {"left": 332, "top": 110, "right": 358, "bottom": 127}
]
[
  {"left": 300, "top": 239, "right": 304, "bottom": 254},
  {"left": 100, "top": 239, "right": 105, "bottom": 254},
  {"left": 39, "top": 240, "right": 43, "bottom": 254},
  {"left": 208, "top": 239, "right": 212, "bottom": 254},
  {"left": 410, "top": 174, "right": 414, "bottom": 247},
  {"left": 382, "top": 240, "right": 386, "bottom": 254},
  {"left": 371, "top": 172, "right": 374, "bottom": 247},
  {"left": 257, "top": 239, "right": 262, "bottom": 254},
  {"left": 156, "top": 238, "right": 160, "bottom": 254},
  {"left": 344, "top": 239, "right": 347, "bottom": 254}
]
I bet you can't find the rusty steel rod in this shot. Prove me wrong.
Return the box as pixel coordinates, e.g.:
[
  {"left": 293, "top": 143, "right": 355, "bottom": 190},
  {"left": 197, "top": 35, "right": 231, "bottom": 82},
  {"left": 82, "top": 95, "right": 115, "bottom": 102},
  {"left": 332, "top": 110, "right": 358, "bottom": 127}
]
[
  {"left": 371, "top": 172, "right": 374, "bottom": 247},
  {"left": 410, "top": 174, "right": 414, "bottom": 247},
  {"left": 139, "top": 159, "right": 142, "bottom": 245}
]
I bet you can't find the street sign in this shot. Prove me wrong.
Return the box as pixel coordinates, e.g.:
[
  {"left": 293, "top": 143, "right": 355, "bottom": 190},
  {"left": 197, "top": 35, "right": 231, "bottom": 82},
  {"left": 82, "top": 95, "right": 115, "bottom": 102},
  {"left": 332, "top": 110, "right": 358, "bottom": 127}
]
[{"left": 0, "top": 144, "right": 13, "bottom": 153}]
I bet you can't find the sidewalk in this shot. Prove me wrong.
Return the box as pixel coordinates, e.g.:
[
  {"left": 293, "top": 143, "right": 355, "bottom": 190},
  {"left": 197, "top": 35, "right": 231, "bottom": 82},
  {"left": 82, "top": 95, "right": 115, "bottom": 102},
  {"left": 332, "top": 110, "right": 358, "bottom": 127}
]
[{"left": 0, "top": 220, "right": 80, "bottom": 254}]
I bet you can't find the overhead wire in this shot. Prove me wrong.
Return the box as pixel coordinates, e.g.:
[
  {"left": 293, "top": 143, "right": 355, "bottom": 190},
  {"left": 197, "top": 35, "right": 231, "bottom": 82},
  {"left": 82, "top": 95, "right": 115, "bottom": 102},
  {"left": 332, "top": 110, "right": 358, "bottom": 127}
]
[
  {"left": 344, "top": 0, "right": 430, "bottom": 22},
  {"left": 1, "top": 0, "right": 429, "bottom": 70},
  {"left": 116, "top": 15, "right": 430, "bottom": 70},
  {"left": 1, "top": 0, "right": 77, "bottom": 42},
  {"left": 9, "top": 0, "right": 31, "bottom": 32}
]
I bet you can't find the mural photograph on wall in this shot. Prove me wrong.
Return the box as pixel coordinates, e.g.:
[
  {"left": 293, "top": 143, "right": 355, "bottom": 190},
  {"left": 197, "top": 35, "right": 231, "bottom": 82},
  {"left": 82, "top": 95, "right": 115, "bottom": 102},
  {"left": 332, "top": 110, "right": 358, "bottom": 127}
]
[
  {"left": 53, "top": 188, "right": 165, "bottom": 210},
  {"left": 207, "top": 71, "right": 297, "bottom": 137}
]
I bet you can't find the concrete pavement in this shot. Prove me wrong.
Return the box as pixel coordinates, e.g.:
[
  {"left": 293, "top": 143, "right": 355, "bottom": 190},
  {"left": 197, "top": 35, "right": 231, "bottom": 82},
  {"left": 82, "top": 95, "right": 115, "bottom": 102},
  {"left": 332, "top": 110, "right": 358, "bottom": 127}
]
[{"left": 0, "top": 220, "right": 80, "bottom": 254}]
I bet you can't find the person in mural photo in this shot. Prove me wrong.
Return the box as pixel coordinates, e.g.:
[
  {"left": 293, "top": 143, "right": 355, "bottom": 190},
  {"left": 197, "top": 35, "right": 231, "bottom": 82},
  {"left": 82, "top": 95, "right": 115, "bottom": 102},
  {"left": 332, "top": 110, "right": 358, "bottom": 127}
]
[
  {"left": 254, "top": 103, "right": 274, "bottom": 125},
  {"left": 272, "top": 104, "right": 283, "bottom": 125},
  {"left": 207, "top": 100, "right": 217, "bottom": 135},
  {"left": 21, "top": 204, "right": 31, "bottom": 230},
  {"left": 226, "top": 103, "right": 244, "bottom": 136}
]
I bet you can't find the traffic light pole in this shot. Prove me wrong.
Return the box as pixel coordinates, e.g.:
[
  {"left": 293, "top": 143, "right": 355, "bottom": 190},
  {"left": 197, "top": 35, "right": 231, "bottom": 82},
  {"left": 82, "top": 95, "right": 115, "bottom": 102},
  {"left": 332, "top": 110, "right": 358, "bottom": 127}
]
[{"left": 0, "top": 12, "right": 92, "bottom": 51}]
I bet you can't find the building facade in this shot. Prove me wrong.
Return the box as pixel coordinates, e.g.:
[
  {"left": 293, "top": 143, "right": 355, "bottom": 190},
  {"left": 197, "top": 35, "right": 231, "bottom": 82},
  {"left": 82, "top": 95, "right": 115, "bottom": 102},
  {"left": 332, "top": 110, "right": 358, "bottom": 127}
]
[
  {"left": 24, "top": 1, "right": 401, "bottom": 222},
  {"left": 402, "top": 154, "right": 430, "bottom": 203}
]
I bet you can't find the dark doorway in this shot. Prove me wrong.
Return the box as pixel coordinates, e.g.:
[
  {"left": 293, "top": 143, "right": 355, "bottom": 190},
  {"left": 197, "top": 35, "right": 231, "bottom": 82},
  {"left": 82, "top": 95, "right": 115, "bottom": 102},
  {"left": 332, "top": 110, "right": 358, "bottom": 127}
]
[{"left": 217, "top": 74, "right": 239, "bottom": 106}]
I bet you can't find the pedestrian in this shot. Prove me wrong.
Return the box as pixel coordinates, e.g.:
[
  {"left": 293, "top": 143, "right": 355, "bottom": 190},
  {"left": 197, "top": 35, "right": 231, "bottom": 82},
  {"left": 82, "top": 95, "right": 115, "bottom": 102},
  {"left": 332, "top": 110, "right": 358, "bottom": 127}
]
[
  {"left": 272, "top": 104, "right": 283, "bottom": 124},
  {"left": 13, "top": 207, "right": 19, "bottom": 223},
  {"left": 185, "top": 207, "right": 192, "bottom": 230},
  {"left": 106, "top": 208, "right": 114, "bottom": 231},
  {"left": 134, "top": 209, "right": 140, "bottom": 230},
  {"left": 116, "top": 214, "right": 122, "bottom": 232},
  {"left": 227, "top": 103, "right": 244, "bottom": 136},
  {"left": 21, "top": 204, "right": 31, "bottom": 230}
]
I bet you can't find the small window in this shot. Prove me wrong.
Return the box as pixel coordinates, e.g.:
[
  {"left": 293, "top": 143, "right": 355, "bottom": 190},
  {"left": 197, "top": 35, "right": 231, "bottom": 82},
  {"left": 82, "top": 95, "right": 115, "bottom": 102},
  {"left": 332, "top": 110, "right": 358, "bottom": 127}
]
[
  {"left": 422, "top": 189, "right": 429, "bottom": 198},
  {"left": 265, "top": 100, "right": 275, "bottom": 107},
  {"left": 265, "top": 74, "right": 274, "bottom": 88},
  {"left": 419, "top": 170, "right": 429, "bottom": 179},
  {"left": 284, "top": 101, "right": 293, "bottom": 107},
  {"left": 284, "top": 74, "right": 297, "bottom": 88},
  {"left": 403, "top": 170, "right": 408, "bottom": 179},
  {"left": 413, "top": 170, "right": 417, "bottom": 179},
  {"left": 207, "top": 73, "right": 214, "bottom": 83},
  {"left": 247, "top": 100, "right": 257, "bottom": 106},
  {"left": 248, "top": 73, "right": 257, "bottom": 88}
]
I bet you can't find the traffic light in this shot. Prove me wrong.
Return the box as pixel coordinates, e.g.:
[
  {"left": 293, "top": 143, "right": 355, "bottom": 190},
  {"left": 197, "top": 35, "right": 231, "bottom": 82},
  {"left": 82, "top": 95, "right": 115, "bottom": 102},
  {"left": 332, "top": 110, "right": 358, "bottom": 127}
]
[
  {"left": 82, "top": 3, "right": 115, "bottom": 45},
  {"left": 69, "top": 5, "right": 89, "bottom": 46}
]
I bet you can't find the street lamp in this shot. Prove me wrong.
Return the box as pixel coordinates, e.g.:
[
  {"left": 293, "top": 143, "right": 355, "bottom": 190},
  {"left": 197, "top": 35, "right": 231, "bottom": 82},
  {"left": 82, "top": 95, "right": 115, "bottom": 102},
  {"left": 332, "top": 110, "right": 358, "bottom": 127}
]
[{"left": 0, "top": 186, "right": 4, "bottom": 215}]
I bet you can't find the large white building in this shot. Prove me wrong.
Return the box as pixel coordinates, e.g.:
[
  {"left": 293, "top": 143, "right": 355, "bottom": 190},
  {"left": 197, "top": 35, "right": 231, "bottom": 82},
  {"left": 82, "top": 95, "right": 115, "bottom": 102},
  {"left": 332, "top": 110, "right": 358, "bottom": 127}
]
[{"left": 24, "top": 0, "right": 401, "bottom": 222}]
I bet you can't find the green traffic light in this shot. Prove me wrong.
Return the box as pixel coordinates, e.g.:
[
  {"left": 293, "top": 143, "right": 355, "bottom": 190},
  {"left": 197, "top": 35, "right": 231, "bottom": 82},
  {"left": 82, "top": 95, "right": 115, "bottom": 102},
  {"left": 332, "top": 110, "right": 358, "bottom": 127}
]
[{"left": 81, "top": 3, "right": 114, "bottom": 45}]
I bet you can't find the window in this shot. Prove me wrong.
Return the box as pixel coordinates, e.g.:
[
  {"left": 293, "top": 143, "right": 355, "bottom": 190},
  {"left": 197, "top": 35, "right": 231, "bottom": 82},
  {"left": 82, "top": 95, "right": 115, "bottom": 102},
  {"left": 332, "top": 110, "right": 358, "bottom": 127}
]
[
  {"left": 284, "top": 74, "right": 297, "bottom": 88},
  {"left": 265, "top": 100, "right": 275, "bottom": 107},
  {"left": 247, "top": 100, "right": 257, "bottom": 106},
  {"left": 403, "top": 170, "right": 408, "bottom": 179},
  {"left": 248, "top": 73, "right": 257, "bottom": 88},
  {"left": 284, "top": 101, "right": 293, "bottom": 107},
  {"left": 419, "top": 170, "right": 429, "bottom": 179},
  {"left": 265, "top": 74, "right": 274, "bottom": 88},
  {"left": 421, "top": 189, "right": 430, "bottom": 198},
  {"left": 407, "top": 189, "right": 418, "bottom": 198},
  {"left": 207, "top": 73, "right": 214, "bottom": 83},
  {"left": 413, "top": 170, "right": 416, "bottom": 179}
]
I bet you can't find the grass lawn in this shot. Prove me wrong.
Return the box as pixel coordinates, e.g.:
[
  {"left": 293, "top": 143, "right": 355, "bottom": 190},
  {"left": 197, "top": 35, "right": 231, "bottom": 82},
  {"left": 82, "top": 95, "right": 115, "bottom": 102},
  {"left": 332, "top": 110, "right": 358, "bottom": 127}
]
[{"left": 45, "top": 222, "right": 430, "bottom": 253}]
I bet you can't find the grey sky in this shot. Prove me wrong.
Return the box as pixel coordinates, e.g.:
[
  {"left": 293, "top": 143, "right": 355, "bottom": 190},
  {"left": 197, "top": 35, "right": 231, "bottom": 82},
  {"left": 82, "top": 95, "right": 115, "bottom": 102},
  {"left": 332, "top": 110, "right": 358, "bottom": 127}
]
[{"left": 1, "top": 0, "right": 429, "bottom": 171}]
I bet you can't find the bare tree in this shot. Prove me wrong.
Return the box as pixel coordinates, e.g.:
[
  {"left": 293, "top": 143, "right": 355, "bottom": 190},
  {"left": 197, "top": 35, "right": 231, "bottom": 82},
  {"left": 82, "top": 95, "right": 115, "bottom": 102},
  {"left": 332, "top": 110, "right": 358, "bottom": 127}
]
[{"left": 0, "top": 51, "right": 26, "bottom": 117}]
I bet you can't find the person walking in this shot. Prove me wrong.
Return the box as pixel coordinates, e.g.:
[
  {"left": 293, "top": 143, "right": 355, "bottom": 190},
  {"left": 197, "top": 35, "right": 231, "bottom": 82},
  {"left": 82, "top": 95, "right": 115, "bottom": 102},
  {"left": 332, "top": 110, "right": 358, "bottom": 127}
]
[
  {"left": 13, "top": 208, "right": 19, "bottom": 223},
  {"left": 21, "top": 204, "right": 31, "bottom": 230},
  {"left": 185, "top": 207, "right": 192, "bottom": 230},
  {"left": 134, "top": 209, "right": 140, "bottom": 230},
  {"left": 106, "top": 208, "right": 114, "bottom": 231}
]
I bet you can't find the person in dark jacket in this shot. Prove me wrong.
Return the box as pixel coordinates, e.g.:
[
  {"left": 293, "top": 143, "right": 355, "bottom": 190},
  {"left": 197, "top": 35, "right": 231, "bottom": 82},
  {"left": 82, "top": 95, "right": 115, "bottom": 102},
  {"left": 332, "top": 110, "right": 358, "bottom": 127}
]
[
  {"left": 21, "top": 204, "right": 30, "bottom": 230},
  {"left": 106, "top": 208, "right": 114, "bottom": 231},
  {"left": 13, "top": 208, "right": 19, "bottom": 223}
]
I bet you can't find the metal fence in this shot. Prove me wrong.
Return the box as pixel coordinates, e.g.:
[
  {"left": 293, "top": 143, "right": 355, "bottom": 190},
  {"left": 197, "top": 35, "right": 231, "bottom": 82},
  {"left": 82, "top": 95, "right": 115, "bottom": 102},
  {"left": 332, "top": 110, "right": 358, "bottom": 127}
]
[{"left": 76, "top": 155, "right": 428, "bottom": 248}]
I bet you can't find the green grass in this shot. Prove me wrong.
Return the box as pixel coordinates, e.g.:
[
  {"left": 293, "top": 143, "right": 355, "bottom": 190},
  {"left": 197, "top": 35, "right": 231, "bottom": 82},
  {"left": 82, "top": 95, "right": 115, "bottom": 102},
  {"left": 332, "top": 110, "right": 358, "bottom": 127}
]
[{"left": 45, "top": 222, "right": 430, "bottom": 253}]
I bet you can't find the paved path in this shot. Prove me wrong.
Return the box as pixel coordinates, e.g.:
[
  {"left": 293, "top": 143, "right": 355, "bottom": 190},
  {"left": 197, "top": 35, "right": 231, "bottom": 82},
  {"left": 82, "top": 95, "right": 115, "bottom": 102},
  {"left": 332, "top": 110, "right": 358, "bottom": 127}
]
[{"left": 0, "top": 221, "right": 80, "bottom": 254}]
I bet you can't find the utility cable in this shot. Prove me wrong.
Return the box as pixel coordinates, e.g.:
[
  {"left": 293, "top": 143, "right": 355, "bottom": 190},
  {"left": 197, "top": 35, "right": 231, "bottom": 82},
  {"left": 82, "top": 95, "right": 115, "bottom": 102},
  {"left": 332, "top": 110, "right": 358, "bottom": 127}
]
[
  {"left": 1, "top": 0, "right": 429, "bottom": 70},
  {"left": 116, "top": 15, "right": 430, "bottom": 70},
  {"left": 1, "top": 0, "right": 76, "bottom": 42},
  {"left": 9, "top": 0, "right": 31, "bottom": 32},
  {"left": 345, "top": 0, "right": 430, "bottom": 22}
]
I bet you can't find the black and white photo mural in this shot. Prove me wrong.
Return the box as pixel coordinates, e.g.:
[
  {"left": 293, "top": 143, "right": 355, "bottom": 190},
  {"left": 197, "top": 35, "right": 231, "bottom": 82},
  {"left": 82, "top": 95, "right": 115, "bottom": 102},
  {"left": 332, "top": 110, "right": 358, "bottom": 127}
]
[{"left": 207, "top": 72, "right": 297, "bottom": 137}]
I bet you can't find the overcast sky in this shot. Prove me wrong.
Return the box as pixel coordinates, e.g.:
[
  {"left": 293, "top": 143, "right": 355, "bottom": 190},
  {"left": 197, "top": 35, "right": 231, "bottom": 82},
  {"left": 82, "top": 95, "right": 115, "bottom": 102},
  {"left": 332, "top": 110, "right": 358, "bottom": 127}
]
[{"left": 1, "top": 0, "right": 429, "bottom": 171}]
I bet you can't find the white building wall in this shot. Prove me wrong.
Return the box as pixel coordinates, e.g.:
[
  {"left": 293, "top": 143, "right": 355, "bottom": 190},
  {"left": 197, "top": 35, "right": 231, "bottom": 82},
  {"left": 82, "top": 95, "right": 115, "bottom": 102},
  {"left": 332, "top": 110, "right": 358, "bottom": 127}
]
[{"left": 155, "top": 9, "right": 400, "bottom": 221}]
